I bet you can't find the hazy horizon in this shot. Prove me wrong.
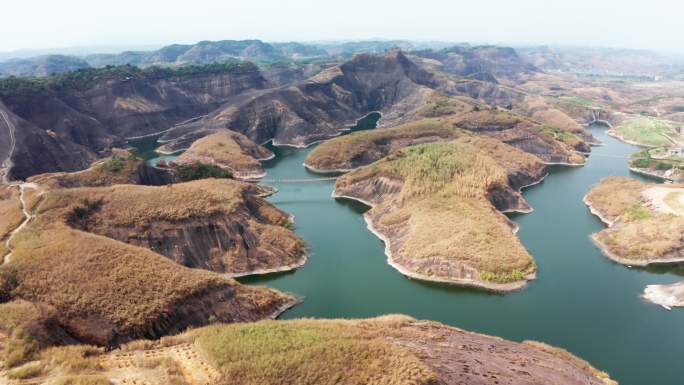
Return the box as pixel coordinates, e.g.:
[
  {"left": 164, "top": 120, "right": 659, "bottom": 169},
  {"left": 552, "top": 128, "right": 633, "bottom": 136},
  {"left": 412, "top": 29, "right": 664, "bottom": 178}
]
[{"left": 2, "top": 0, "right": 684, "bottom": 55}]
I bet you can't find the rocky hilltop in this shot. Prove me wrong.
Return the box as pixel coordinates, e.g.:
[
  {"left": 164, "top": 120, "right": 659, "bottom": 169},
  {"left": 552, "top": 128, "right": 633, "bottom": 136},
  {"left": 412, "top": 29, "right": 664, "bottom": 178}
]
[
  {"left": 306, "top": 108, "right": 586, "bottom": 173},
  {"left": 0, "top": 55, "right": 90, "bottom": 77},
  {"left": 413, "top": 45, "right": 538, "bottom": 82}
]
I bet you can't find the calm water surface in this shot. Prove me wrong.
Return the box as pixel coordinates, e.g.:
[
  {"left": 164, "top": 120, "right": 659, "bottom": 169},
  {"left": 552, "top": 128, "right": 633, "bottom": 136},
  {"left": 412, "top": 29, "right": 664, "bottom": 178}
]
[{"left": 240, "top": 125, "right": 684, "bottom": 385}]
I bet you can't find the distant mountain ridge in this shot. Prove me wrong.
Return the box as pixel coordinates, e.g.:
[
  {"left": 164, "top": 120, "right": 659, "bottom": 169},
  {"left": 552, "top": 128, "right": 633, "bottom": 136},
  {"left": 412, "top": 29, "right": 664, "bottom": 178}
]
[{"left": 0, "top": 39, "right": 457, "bottom": 78}]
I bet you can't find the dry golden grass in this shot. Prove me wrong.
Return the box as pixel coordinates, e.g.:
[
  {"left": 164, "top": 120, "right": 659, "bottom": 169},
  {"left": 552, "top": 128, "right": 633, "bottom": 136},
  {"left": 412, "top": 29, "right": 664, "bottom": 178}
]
[
  {"left": 41, "top": 345, "right": 103, "bottom": 373},
  {"left": 416, "top": 94, "right": 478, "bottom": 118},
  {"left": 0, "top": 300, "right": 46, "bottom": 367},
  {"left": 53, "top": 374, "right": 111, "bottom": 385},
  {"left": 0, "top": 179, "right": 294, "bottom": 346},
  {"left": 0, "top": 185, "right": 23, "bottom": 256},
  {"left": 337, "top": 141, "right": 536, "bottom": 283},
  {"left": 195, "top": 316, "right": 439, "bottom": 385},
  {"left": 531, "top": 108, "right": 584, "bottom": 134},
  {"left": 585, "top": 177, "right": 646, "bottom": 222},
  {"left": 306, "top": 118, "right": 461, "bottom": 171},
  {"left": 596, "top": 215, "right": 684, "bottom": 261},
  {"left": 454, "top": 135, "right": 545, "bottom": 178},
  {"left": 44, "top": 178, "right": 248, "bottom": 227},
  {"left": 176, "top": 130, "right": 271, "bottom": 177},
  {"left": 6, "top": 361, "right": 45, "bottom": 380},
  {"left": 587, "top": 176, "right": 684, "bottom": 262},
  {"left": 39, "top": 178, "right": 304, "bottom": 275},
  {"left": 665, "top": 191, "right": 684, "bottom": 212},
  {"left": 340, "top": 141, "right": 508, "bottom": 200},
  {"left": 449, "top": 108, "right": 586, "bottom": 160},
  {"left": 28, "top": 155, "right": 145, "bottom": 188}
]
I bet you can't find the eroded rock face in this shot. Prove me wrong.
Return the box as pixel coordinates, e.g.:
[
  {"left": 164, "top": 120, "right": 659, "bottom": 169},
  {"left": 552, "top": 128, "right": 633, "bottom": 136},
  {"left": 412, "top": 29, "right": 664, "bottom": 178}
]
[
  {"left": 63, "top": 179, "right": 305, "bottom": 276},
  {"left": 387, "top": 319, "right": 616, "bottom": 385},
  {"left": 0, "top": 178, "right": 301, "bottom": 347},
  {"left": 160, "top": 51, "right": 437, "bottom": 149},
  {"left": 0, "top": 65, "right": 269, "bottom": 179},
  {"left": 412, "top": 45, "right": 538, "bottom": 83},
  {"left": 450, "top": 109, "right": 587, "bottom": 165},
  {"left": 27, "top": 154, "right": 175, "bottom": 188}
]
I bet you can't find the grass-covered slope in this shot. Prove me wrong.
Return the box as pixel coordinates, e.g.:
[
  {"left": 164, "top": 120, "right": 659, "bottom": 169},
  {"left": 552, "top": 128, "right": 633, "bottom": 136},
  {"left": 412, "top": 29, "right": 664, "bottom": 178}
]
[
  {"left": 27, "top": 151, "right": 174, "bottom": 188},
  {"left": 585, "top": 176, "right": 684, "bottom": 265},
  {"left": 174, "top": 129, "right": 274, "bottom": 179},
  {"left": 0, "top": 315, "right": 617, "bottom": 385},
  {"left": 306, "top": 109, "right": 585, "bottom": 174},
  {"left": 0, "top": 179, "right": 298, "bottom": 348},
  {"left": 0, "top": 186, "right": 24, "bottom": 257},
  {"left": 449, "top": 108, "right": 588, "bottom": 164},
  {"left": 56, "top": 179, "right": 305, "bottom": 275},
  {"left": 305, "top": 118, "right": 461, "bottom": 172},
  {"left": 334, "top": 141, "right": 543, "bottom": 290},
  {"left": 610, "top": 116, "right": 684, "bottom": 147}
]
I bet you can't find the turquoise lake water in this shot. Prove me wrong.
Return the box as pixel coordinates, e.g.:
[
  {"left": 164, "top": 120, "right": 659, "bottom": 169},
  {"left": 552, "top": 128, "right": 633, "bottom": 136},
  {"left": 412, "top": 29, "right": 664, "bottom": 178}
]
[{"left": 239, "top": 125, "right": 684, "bottom": 385}]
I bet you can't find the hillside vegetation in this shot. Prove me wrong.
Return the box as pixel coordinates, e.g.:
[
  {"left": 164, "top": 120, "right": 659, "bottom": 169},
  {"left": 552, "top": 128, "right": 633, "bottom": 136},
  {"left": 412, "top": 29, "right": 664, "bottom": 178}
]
[
  {"left": 335, "top": 140, "right": 542, "bottom": 289},
  {"left": 611, "top": 116, "right": 683, "bottom": 147},
  {"left": 306, "top": 118, "right": 462, "bottom": 172},
  {"left": 0, "top": 62, "right": 258, "bottom": 97},
  {"left": 0, "top": 179, "right": 298, "bottom": 349}
]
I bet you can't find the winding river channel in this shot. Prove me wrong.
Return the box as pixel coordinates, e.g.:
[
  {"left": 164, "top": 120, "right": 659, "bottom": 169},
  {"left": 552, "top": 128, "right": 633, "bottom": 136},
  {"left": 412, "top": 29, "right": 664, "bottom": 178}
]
[{"left": 238, "top": 125, "right": 684, "bottom": 385}]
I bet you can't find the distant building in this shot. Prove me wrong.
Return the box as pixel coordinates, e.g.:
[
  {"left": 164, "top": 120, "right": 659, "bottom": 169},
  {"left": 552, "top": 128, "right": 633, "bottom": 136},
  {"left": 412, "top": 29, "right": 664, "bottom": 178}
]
[{"left": 670, "top": 147, "right": 684, "bottom": 157}]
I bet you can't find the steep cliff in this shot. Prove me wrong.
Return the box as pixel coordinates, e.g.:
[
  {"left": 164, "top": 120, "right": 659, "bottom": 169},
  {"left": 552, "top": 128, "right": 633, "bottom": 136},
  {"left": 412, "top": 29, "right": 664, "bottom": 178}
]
[{"left": 0, "top": 63, "right": 269, "bottom": 179}]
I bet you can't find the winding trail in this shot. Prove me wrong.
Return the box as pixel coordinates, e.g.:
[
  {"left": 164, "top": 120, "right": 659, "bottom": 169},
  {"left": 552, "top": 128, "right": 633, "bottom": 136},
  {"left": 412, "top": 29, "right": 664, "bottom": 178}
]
[
  {"left": 0, "top": 109, "right": 16, "bottom": 185},
  {"left": 2, "top": 183, "right": 37, "bottom": 264}
]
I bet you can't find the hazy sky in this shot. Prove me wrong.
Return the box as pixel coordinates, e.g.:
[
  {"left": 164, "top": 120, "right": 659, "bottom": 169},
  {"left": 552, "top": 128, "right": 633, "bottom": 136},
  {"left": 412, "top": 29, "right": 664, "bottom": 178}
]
[{"left": 2, "top": 0, "right": 684, "bottom": 53}]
